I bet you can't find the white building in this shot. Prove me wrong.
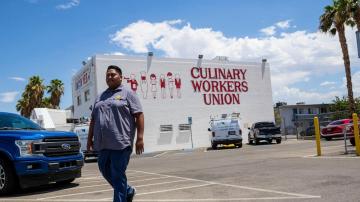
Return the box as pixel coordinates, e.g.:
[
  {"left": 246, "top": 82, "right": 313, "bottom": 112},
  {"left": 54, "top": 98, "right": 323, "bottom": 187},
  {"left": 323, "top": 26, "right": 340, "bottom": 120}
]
[{"left": 72, "top": 54, "right": 275, "bottom": 153}]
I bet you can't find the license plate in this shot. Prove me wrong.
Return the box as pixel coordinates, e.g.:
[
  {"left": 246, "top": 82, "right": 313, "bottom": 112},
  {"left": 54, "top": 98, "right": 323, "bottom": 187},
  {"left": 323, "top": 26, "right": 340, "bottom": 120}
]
[{"left": 228, "top": 131, "right": 236, "bottom": 135}]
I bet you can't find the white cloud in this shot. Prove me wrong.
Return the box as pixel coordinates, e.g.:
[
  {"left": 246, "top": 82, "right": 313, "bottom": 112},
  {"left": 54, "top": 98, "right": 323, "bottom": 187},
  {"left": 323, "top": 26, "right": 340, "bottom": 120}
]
[
  {"left": 271, "top": 71, "right": 310, "bottom": 89},
  {"left": 276, "top": 20, "right": 291, "bottom": 29},
  {"left": 110, "top": 19, "right": 360, "bottom": 104},
  {"left": 9, "top": 77, "right": 26, "bottom": 82},
  {"left": 56, "top": 0, "right": 80, "bottom": 10},
  {"left": 320, "top": 81, "right": 336, "bottom": 86},
  {"left": 0, "top": 92, "right": 19, "bottom": 103},
  {"left": 274, "top": 86, "right": 341, "bottom": 104},
  {"left": 104, "top": 52, "right": 124, "bottom": 56},
  {"left": 260, "top": 20, "right": 291, "bottom": 36},
  {"left": 260, "top": 26, "right": 276, "bottom": 36}
]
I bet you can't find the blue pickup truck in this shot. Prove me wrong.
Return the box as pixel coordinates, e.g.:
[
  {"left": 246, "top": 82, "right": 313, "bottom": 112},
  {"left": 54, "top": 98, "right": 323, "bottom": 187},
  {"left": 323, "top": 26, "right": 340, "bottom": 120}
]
[{"left": 0, "top": 112, "right": 83, "bottom": 194}]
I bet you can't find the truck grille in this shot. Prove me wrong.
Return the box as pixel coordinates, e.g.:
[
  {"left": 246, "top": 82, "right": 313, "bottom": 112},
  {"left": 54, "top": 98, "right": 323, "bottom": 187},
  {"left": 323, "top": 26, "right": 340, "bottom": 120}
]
[{"left": 33, "top": 136, "right": 80, "bottom": 157}]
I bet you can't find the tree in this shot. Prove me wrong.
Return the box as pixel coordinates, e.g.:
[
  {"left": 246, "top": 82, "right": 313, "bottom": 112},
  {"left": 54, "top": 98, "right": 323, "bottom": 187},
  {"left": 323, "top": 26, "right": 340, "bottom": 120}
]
[
  {"left": 16, "top": 76, "right": 65, "bottom": 116},
  {"left": 329, "top": 96, "right": 360, "bottom": 119},
  {"left": 319, "top": 0, "right": 356, "bottom": 115},
  {"left": 41, "top": 97, "right": 53, "bottom": 108},
  {"left": 16, "top": 76, "right": 46, "bottom": 117},
  {"left": 346, "top": 0, "right": 360, "bottom": 29},
  {"left": 47, "top": 79, "right": 64, "bottom": 109},
  {"left": 16, "top": 95, "right": 31, "bottom": 118},
  {"left": 26, "top": 76, "right": 46, "bottom": 110}
]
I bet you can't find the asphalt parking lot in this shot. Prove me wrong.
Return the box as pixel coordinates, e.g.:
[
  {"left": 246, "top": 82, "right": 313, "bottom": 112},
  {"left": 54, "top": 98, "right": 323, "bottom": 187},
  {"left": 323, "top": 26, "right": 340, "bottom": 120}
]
[{"left": 1, "top": 138, "right": 359, "bottom": 202}]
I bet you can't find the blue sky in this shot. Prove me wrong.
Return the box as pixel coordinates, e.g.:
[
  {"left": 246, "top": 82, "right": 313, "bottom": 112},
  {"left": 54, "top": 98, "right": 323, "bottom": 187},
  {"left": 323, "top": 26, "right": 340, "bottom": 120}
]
[{"left": 2, "top": 0, "right": 360, "bottom": 114}]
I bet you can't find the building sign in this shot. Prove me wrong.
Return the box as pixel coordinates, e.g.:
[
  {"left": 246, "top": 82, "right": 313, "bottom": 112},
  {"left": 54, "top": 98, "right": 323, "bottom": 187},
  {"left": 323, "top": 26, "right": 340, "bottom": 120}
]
[
  {"left": 75, "top": 68, "right": 91, "bottom": 90},
  {"left": 190, "top": 67, "right": 248, "bottom": 105}
]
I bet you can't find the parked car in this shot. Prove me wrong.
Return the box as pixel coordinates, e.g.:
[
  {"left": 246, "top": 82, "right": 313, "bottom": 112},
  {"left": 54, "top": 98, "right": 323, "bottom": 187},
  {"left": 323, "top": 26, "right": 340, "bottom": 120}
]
[
  {"left": 248, "top": 122, "right": 281, "bottom": 144},
  {"left": 208, "top": 118, "right": 242, "bottom": 149},
  {"left": 321, "top": 119, "right": 352, "bottom": 141},
  {"left": 0, "top": 112, "right": 83, "bottom": 194}
]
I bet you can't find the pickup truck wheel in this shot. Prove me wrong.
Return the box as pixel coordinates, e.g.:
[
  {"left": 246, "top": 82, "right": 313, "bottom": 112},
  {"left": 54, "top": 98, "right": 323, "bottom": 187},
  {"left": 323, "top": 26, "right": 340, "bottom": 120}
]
[
  {"left": 248, "top": 134, "right": 253, "bottom": 144},
  {"left": 0, "top": 159, "right": 16, "bottom": 195},
  {"left": 255, "top": 139, "right": 260, "bottom": 145},
  {"left": 267, "top": 139, "right": 272, "bottom": 144},
  {"left": 276, "top": 139, "right": 281, "bottom": 144},
  {"left": 350, "top": 138, "right": 355, "bottom": 146},
  {"left": 211, "top": 143, "right": 217, "bottom": 150},
  {"left": 325, "top": 137, "right": 332, "bottom": 141}
]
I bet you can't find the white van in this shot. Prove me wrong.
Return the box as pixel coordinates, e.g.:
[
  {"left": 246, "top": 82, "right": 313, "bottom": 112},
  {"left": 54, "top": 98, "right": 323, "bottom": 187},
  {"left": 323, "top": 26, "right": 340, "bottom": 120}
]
[
  {"left": 208, "top": 115, "right": 242, "bottom": 149},
  {"left": 73, "top": 123, "right": 98, "bottom": 160}
]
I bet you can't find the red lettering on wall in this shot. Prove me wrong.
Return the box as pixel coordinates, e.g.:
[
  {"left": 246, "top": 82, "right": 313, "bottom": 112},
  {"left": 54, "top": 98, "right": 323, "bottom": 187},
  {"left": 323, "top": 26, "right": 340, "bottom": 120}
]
[
  {"left": 241, "top": 81, "right": 248, "bottom": 92},
  {"left": 191, "top": 67, "right": 200, "bottom": 79},
  {"left": 191, "top": 80, "right": 202, "bottom": 92},
  {"left": 191, "top": 67, "right": 248, "bottom": 105}
]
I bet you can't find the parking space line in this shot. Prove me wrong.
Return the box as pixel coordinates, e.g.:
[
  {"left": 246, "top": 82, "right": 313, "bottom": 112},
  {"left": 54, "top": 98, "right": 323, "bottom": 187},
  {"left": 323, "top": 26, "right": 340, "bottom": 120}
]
[
  {"left": 152, "top": 151, "right": 169, "bottom": 158},
  {"left": 134, "top": 196, "right": 321, "bottom": 201},
  {"left": 127, "top": 174, "right": 155, "bottom": 179},
  {"left": 135, "top": 179, "right": 190, "bottom": 188},
  {"left": 102, "top": 183, "right": 215, "bottom": 200},
  {"left": 70, "top": 182, "right": 110, "bottom": 189},
  {"left": 136, "top": 183, "right": 215, "bottom": 196},
  {"left": 130, "top": 170, "right": 320, "bottom": 198},
  {"left": 37, "top": 188, "right": 114, "bottom": 200},
  {"left": 129, "top": 176, "right": 170, "bottom": 183},
  {"left": 36, "top": 176, "right": 174, "bottom": 200}
]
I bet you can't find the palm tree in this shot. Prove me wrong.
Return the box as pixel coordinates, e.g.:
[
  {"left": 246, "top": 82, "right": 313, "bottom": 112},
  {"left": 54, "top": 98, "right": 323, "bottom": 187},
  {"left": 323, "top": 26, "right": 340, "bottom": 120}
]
[
  {"left": 16, "top": 96, "right": 31, "bottom": 117},
  {"left": 347, "top": 0, "right": 360, "bottom": 29},
  {"left": 320, "top": 0, "right": 356, "bottom": 115},
  {"left": 47, "top": 79, "right": 64, "bottom": 109},
  {"left": 16, "top": 76, "right": 46, "bottom": 117},
  {"left": 26, "top": 76, "right": 46, "bottom": 109},
  {"left": 41, "top": 97, "right": 53, "bottom": 108}
]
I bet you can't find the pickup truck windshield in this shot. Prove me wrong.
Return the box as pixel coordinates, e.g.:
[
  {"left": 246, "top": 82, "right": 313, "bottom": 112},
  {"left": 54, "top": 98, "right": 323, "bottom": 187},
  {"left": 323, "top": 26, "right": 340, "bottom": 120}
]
[
  {"left": 255, "top": 122, "right": 275, "bottom": 128},
  {"left": 0, "top": 114, "right": 42, "bottom": 130}
]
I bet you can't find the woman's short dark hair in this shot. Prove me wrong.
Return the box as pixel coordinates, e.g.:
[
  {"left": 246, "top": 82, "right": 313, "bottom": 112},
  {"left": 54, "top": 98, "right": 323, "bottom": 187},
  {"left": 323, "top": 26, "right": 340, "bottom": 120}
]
[{"left": 107, "top": 65, "right": 122, "bottom": 75}]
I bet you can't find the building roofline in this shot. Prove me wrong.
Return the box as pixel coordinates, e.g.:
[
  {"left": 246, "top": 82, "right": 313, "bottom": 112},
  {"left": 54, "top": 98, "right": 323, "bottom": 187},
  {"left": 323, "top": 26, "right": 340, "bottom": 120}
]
[{"left": 278, "top": 103, "right": 330, "bottom": 109}]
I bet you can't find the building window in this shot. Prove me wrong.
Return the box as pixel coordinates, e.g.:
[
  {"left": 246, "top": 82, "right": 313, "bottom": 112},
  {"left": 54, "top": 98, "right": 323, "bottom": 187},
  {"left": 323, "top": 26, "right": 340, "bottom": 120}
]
[
  {"left": 77, "top": 96, "right": 82, "bottom": 106},
  {"left": 293, "top": 108, "right": 297, "bottom": 114},
  {"left": 84, "top": 90, "right": 90, "bottom": 102},
  {"left": 160, "top": 125, "right": 173, "bottom": 132}
]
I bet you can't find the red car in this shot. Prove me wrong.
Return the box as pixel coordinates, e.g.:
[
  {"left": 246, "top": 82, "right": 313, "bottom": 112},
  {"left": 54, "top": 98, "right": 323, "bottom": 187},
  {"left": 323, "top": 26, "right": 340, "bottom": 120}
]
[{"left": 321, "top": 119, "right": 352, "bottom": 140}]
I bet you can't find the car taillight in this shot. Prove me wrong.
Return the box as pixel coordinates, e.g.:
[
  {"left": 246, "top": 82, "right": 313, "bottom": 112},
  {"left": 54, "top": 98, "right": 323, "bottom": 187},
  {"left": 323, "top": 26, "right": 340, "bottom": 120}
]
[{"left": 212, "top": 132, "right": 215, "bottom": 137}]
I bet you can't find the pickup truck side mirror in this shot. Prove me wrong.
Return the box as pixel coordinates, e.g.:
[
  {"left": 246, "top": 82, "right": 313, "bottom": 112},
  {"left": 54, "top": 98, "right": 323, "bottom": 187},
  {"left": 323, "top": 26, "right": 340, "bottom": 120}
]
[{"left": 208, "top": 128, "right": 211, "bottom": 132}]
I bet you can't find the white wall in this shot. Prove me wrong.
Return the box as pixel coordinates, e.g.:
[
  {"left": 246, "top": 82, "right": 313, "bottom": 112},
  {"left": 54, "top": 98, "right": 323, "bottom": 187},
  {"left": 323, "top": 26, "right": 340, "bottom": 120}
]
[{"left": 73, "top": 55, "right": 274, "bottom": 153}]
